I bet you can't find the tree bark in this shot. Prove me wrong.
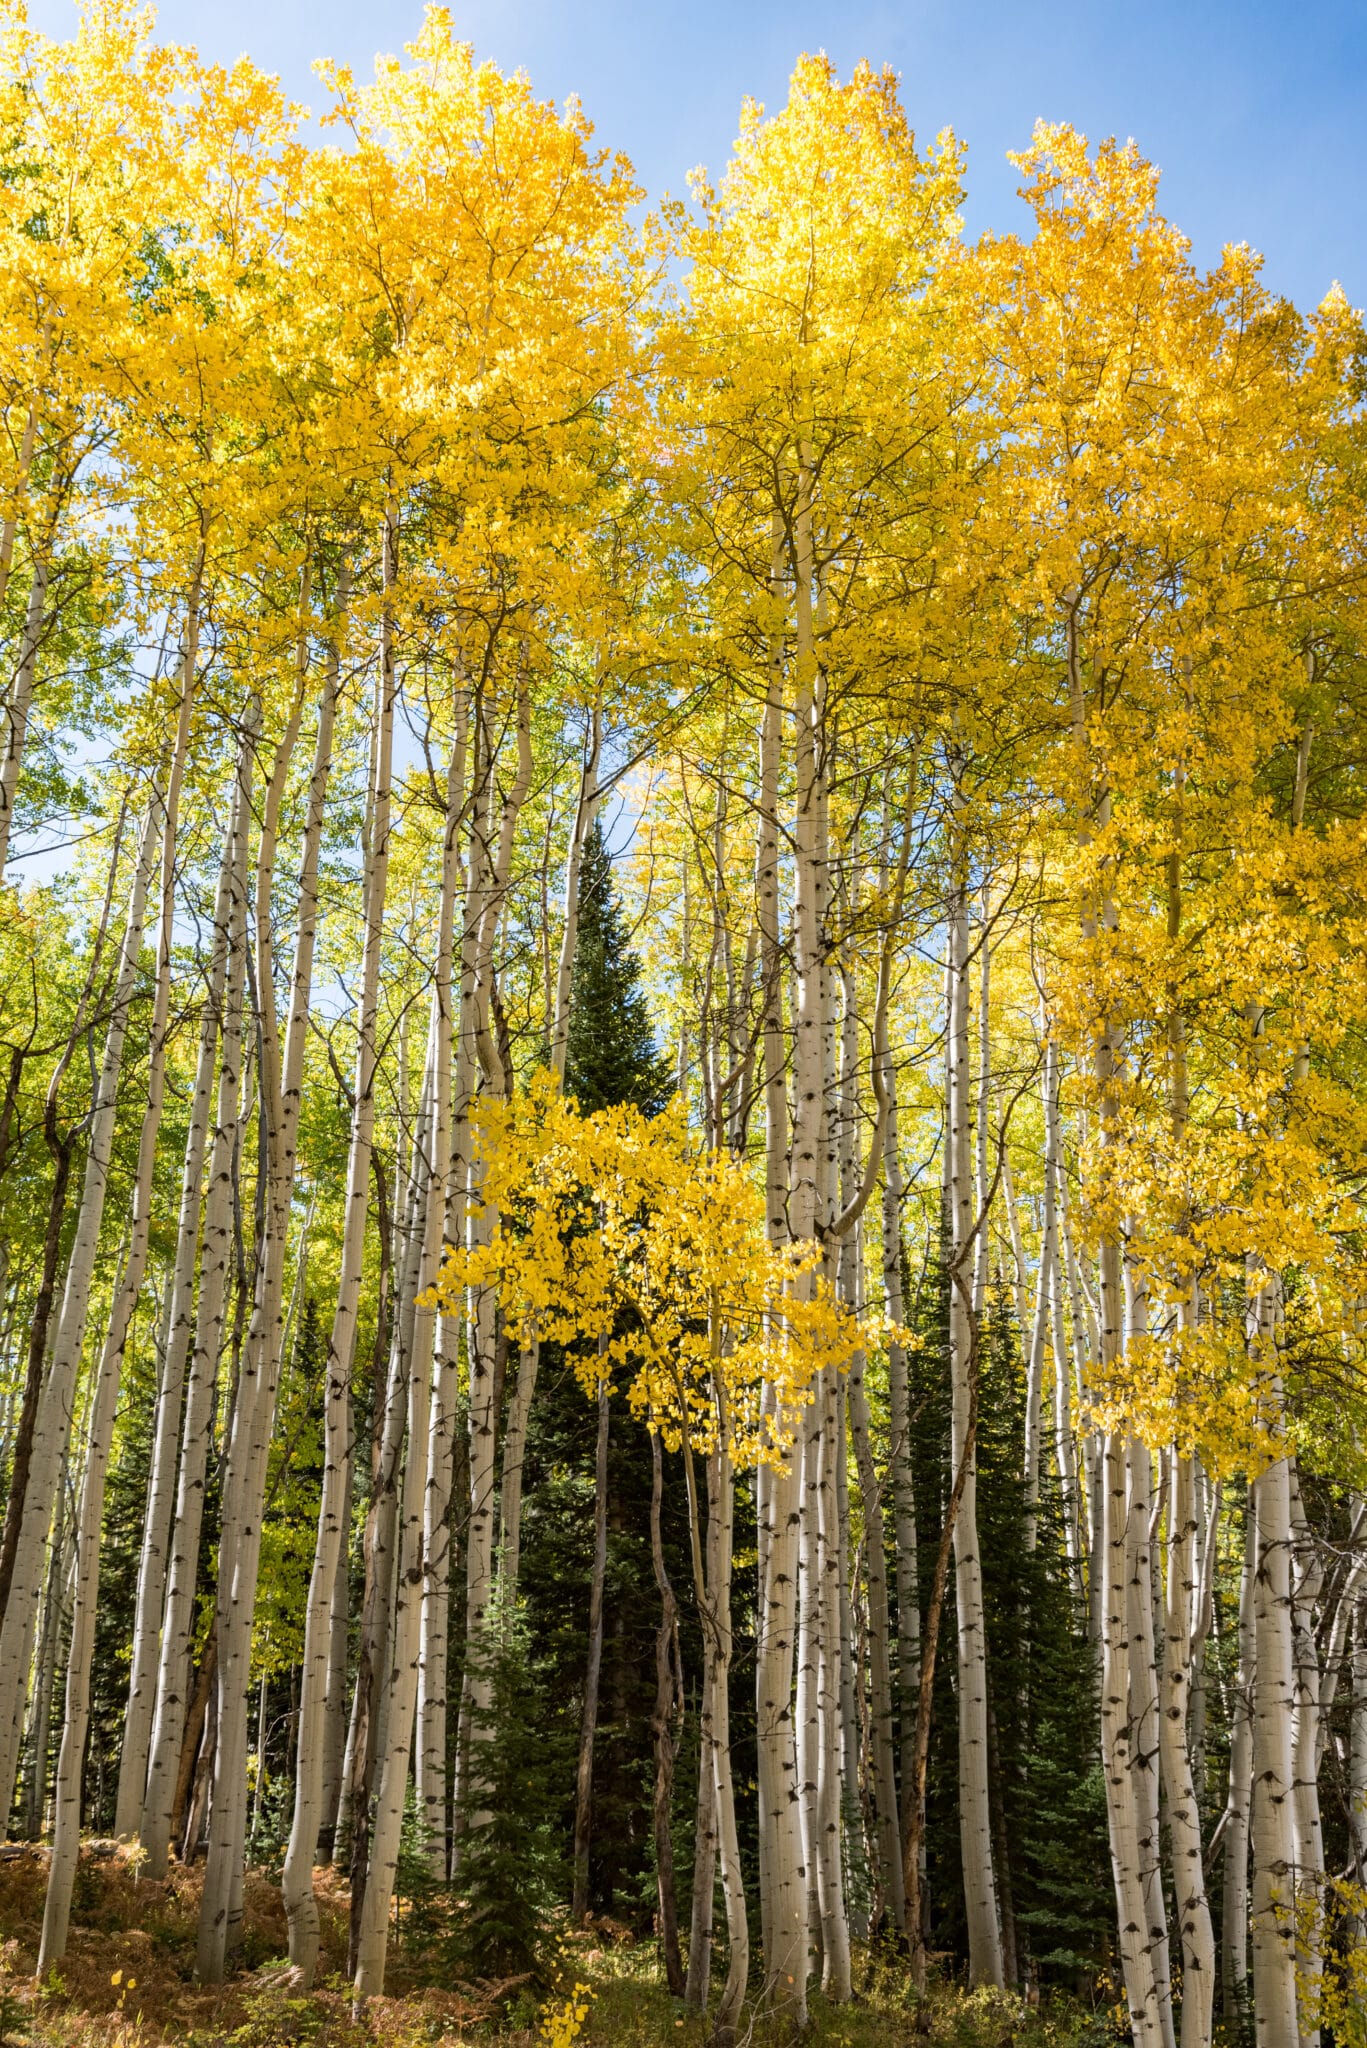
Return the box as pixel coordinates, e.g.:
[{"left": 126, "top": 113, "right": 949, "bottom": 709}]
[
  {"left": 1248, "top": 1309, "right": 1300, "bottom": 2046},
  {"left": 41, "top": 586, "right": 201, "bottom": 1956},
  {"left": 946, "top": 839, "right": 1005, "bottom": 1990},
  {"left": 0, "top": 799, "right": 160, "bottom": 1820},
  {"left": 141, "top": 743, "right": 251, "bottom": 1878},
  {"left": 198, "top": 554, "right": 336, "bottom": 1982},
  {"left": 115, "top": 756, "right": 241, "bottom": 1835},
  {"left": 648, "top": 1428, "right": 685, "bottom": 1995},
  {"left": 1221, "top": 1494, "right": 1258, "bottom": 2021},
  {"left": 753, "top": 615, "right": 808, "bottom": 2021},
  {"left": 572, "top": 1371, "right": 610, "bottom": 1921}
]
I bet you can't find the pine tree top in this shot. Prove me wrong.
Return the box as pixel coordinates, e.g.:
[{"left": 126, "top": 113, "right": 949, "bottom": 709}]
[{"left": 563, "top": 821, "right": 672, "bottom": 1118}]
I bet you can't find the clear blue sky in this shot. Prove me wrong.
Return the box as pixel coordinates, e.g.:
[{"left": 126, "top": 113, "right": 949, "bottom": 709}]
[{"left": 28, "top": 0, "right": 1367, "bottom": 310}]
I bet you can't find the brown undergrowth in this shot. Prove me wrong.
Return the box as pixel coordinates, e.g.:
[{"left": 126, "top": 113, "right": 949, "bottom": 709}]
[
  {"left": 0, "top": 1843, "right": 514, "bottom": 2045},
  {"left": 0, "top": 1845, "right": 1103, "bottom": 2046}
]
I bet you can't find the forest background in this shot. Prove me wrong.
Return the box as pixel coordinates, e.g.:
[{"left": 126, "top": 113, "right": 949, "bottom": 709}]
[{"left": 0, "top": 5, "right": 1366, "bottom": 2048}]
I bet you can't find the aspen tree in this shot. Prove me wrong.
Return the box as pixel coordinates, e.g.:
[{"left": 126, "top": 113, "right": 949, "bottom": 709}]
[
  {"left": 198, "top": 557, "right": 339, "bottom": 1981},
  {"left": 945, "top": 809, "right": 1006, "bottom": 1988},
  {"left": 39, "top": 582, "right": 200, "bottom": 1959},
  {"left": 141, "top": 736, "right": 252, "bottom": 1877},
  {"left": 0, "top": 797, "right": 159, "bottom": 1820},
  {"left": 413, "top": 698, "right": 468, "bottom": 1876}
]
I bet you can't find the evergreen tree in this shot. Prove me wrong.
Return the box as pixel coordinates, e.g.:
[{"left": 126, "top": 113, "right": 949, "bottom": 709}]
[
  {"left": 457, "top": 820, "right": 686, "bottom": 1958},
  {"left": 449, "top": 1593, "right": 568, "bottom": 1980},
  {"left": 563, "top": 821, "right": 672, "bottom": 1117}
]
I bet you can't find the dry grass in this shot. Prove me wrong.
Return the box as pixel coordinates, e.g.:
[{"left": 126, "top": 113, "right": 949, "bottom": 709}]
[
  {"left": 0, "top": 1843, "right": 512, "bottom": 2045},
  {"left": 0, "top": 1847, "right": 1102, "bottom": 2047}
]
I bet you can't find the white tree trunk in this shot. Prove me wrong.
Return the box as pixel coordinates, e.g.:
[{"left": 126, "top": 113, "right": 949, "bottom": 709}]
[
  {"left": 414, "top": 705, "right": 466, "bottom": 1877},
  {"left": 1221, "top": 1498, "right": 1258, "bottom": 2019},
  {"left": 1042, "top": 1040, "right": 1083, "bottom": 1587},
  {"left": 1349, "top": 1597, "right": 1367, "bottom": 1910},
  {"left": 141, "top": 740, "right": 252, "bottom": 1878},
  {"left": 1248, "top": 1295, "right": 1300, "bottom": 2046},
  {"left": 37, "top": 1265, "right": 126, "bottom": 1969},
  {"left": 115, "top": 757, "right": 241, "bottom": 1836},
  {"left": 0, "top": 797, "right": 160, "bottom": 1821},
  {"left": 40, "top": 600, "right": 200, "bottom": 1956},
  {"left": 351, "top": 1002, "right": 448, "bottom": 2001},
  {"left": 0, "top": 550, "right": 50, "bottom": 885},
  {"left": 881, "top": 1055, "right": 921, "bottom": 1854},
  {"left": 283, "top": 561, "right": 395, "bottom": 1983},
  {"left": 1161, "top": 1447, "right": 1215, "bottom": 2048},
  {"left": 1123, "top": 1423, "right": 1176, "bottom": 2048},
  {"left": 754, "top": 534, "right": 807, "bottom": 2022},
  {"left": 454, "top": 671, "right": 532, "bottom": 1832},
  {"left": 707, "top": 1442, "right": 748, "bottom": 2048},
  {"left": 198, "top": 555, "right": 342, "bottom": 1982},
  {"left": 946, "top": 854, "right": 1005, "bottom": 1990}
]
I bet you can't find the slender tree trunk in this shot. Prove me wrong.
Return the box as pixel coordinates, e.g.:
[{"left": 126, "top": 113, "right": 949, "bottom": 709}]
[
  {"left": 454, "top": 671, "right": 532, "bottom": 1836},
  {"left": 38, "top": 1263, "right": 126, "bottom": 1970},
  {"left": 706, "top": 1441, "right": 748, "bottom": 2048},
  {"left": 351, "top": 1017, "right": 448, "bottom": 2002},
  {"left": 572, "top": 1372, "right": 610, "bottom": 1921},
  {"left": 141, "top": 746, "right": 251, "bottom": 1877},
  {"left": 284, "top": 547, "right": 405, "bottom": 1982},
  {"left": 1221, "top": 1492, "right": 1257, "bottom": 2021},
  {"left": 41, "top": 596, "right": 200, "bottom": 1955},
  {"left": 1024, "top": 1036, "right": 1056, "bottom": 1552},
  {"left": 496, "top": 1339, "right": 538, "bottom": 1598},
  {"left": 881, "top": 1056, "right": 921, "bottom": 1860},
  {"left": 754, "top": 536, "right": 806, "bottom": 2022},
  {"left": 198, "top": 557, "right": 336, "bottom": 1983},
  {"left": 318, "top": 1476, "right": 351, "bottom": 1862},
  {"left": 1349, "top": 1597, "right": 1367, "bottom": 1913},
  {"left": 1124, "top": 1426, "right": 1177, "bottom": 2048},
  {"left": 1248, "top": 1310, "right": 1300, "bottom": 2046},
  {"left": 116, "top": 768, "right": 241, "bottom": 1836},
  {"left": 1162, "top": 1446, "right": 1215, "bottom": 2048},
  {"left": 414, "top": 704, "right": 466, "bottom": 1880},
  {"left": 946, "top": 841, "right": 1005, "bottom": 1990},
  {"left": 814, "top": 1356, "right": 851, "bottom": 1998},
  {"left": 0, "top": 549, "right": 50, "bottom": 885},
  {"left": 648, "top": 1428, "right": 685, "bottom": 1995},
  {"left": 0, "top": 800, "right": 160, "bottom": 1819},
  {"left": 1042, "top": 1039, "right": 1083, "bottom": 1587},
  {"left": 21, "top": 1457, "right": 67, "bottom": 1839},
  {"left": 1288, "top": 1461, "right": 1326, "bottom": 2048}
]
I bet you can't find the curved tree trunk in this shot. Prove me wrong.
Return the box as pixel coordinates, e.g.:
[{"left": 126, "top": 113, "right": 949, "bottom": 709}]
[
  {"left": 1162, "top": 1447, "right": 1215, "bottom": 2048},
  {"left": 198, "top": 555, "right": 339, "bottom": 1983},
  {"left": 752, "top": 562, "right": 808, "bottom": 2020},
  {"left": 0, "top": 795, "right": 160, "bottom": 1824},
  {"left": 946, "top": 845, "right": 1005, "bottom": 1990},
  {"left": 141, "top": 745, "right": 251, "bottom": 1877},
  {"left": 115, "top": 760, "right": 241, "bottom": 1836},
  {"left": 40, "top": 596, "right": 201, "bottom": 1956},
  {"left": 1248, "top": 1339, "right": 1300, "bottom": 2045}
]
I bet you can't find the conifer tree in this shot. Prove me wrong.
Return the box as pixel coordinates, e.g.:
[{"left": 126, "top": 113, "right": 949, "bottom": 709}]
[{"left": 563, "top": 821, "right": 672, "bottom": 1118}]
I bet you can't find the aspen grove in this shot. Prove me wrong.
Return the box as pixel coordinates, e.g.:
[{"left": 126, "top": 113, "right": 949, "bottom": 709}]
[{"left": 1, "top": 7, "right": 1366, "bottom": 2045}]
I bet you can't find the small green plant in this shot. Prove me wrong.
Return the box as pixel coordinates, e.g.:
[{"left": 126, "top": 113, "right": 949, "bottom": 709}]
[
  {"left": 0, "top": 1987, "right": 29, "bottom": 2048},
  {"left": 228, "top": 1978, "right": 330, "bottom": 2047},
  {"left": 447, "top": 1589, "right": 567, "bottom": 1983}
]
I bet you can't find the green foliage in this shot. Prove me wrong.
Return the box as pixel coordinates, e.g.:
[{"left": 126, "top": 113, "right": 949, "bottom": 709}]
[
  {"left": 449, "top": 1592, "right": 569, "bottom": 1981},
  {"left": 254, "top": 1296, "right": 327, "bottom": 1674},
  {"left": 564, "top": 821, "right": 671, "bottom": 1118}
]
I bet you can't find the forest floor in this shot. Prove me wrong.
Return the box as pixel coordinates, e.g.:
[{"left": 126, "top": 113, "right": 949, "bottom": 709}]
[{"left": 0, "top": 1843, "right": 1109, "bottom": 2047}]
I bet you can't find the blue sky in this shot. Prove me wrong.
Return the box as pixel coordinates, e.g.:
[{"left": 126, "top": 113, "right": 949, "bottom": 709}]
[{"left": 28, "top": 0, "right": 1366, "bottom": 310}]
